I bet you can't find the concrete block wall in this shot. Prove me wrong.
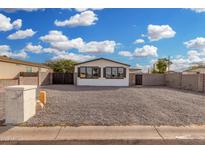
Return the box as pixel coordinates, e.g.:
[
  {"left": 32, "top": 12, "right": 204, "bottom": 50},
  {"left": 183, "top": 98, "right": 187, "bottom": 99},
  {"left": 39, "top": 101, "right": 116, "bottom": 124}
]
[
  {"left": 181, "top": 74, "right": 198, "bottom": 91},
  {"left": 141, "top": 73, "right": 205, "bottom": 93},
  {"left": 129, "top": 73, "right": 136, "bottom": 86},
  {"left": 0, "top": 79, "right": 18, "bottom": 89},
  {"left": 19, "top": 76, "right": 38, "bottom": 85},
  {"left": 203, "top": 74, "right": 205, "bottom": 93},
  {"left": 73, "top": 73, "right": 77, "bottom": 86},
  {"left": 142, "top": 74, "right": 165, "bottom": 86},
  {"left": 165, "top": 73, "right": 205, "bottom": 92},
  {"left": 38, "top": 72, "right": 52, "bottom": 86},
  {"left": 165, "top": 73, "right": 182, "bottom": 88}
]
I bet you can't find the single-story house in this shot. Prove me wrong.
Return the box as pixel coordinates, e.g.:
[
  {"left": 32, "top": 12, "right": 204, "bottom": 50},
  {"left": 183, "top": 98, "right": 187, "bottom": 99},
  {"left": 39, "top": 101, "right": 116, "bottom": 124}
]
[
  {"left": 0, "top": 56, "right": 51, "bottom": 79},
  {"left": 183, "top": 66, "right": 205, "bottom": 74},
  {"left": 74, "top": 58, "right": 130, "bottom": 86}
]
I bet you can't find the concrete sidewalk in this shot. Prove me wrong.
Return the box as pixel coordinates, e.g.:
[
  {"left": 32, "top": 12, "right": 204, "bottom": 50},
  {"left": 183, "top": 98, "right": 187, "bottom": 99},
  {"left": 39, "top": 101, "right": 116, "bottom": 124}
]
[{"left": 1, "top": 125, "right": 205, "bottom": 144}]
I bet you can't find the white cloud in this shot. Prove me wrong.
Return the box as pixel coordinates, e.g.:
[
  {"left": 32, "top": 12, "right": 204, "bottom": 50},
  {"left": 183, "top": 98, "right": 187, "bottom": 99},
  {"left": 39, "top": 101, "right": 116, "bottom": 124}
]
[
  {"left": 23, "top": 43, "right": 43, "bottom": 54},
  {"left": 12, "top": 51, "right": 27, "bottom": 59},
  {"left": 136, "top": 64, "right": 151, "bottom": 73},
  {"left": 134, "top": 45, "right": 158, "bottom": 57},
  {"left": 74, "top": 8, "right": 104, "bottom": 12},
  {"left": 79, "top": 40, "right": 116, "bottom": 53},
  {"left": 170, "top": 57, "right": 190, "bottom": 71},
  {"left": 147, "top": 24, "right": 176, "bottom": 41},
  {"left": 51, "top": 38, "right": 85, "bottom": 51},
  {"left": 52, "top": 52, "right": 95, "bottom": 62},
  {"left": 54, "top": 10, "right": 98, "bottom": 27},
  {"left": 42, "top": 48, "right": 62, "bottom": 54},
  {"left": 7, "top": 29, "right": 36, "bottom": 40},
  {"left": 40, "top": 30, "right": 116, "bottom": 53},
  {"left": 170, "top": 49, "right": 205, "bottom": 71},
  {"left": 184, "top": 37, "right": 205, "bottom": 50},
  {"left": 12, "top": 19, "right": 22, "bottom": 29},
  {"left": 40, "top": 30, "right": 68, "bottom": 43},
  {"left": 0, "top": 45, "right": 27, "bottom": 59},
  {"left": 118, "top": 51, "right": 133, "bottom": 57},
  {"left": 0, "top": 13, "right": 22, "bottom": 31},
  {"left": 1, "top": 8, "right": 43, "bottom": 13},
  {"left": 40, "top": 30, "right": 84, "bottom": 51},
  {"left": 134, "top": 39, "right": 145, "bottom": 44},
  {"left": 189, "top": 8, "right": 205, "bottom": 13}
]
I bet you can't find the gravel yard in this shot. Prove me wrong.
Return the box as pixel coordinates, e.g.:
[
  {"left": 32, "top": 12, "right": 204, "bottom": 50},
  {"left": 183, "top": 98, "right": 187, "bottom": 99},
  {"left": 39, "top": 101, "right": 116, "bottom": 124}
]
[{"left": 24, "top": 85, "right": 205, "bottom": 126}]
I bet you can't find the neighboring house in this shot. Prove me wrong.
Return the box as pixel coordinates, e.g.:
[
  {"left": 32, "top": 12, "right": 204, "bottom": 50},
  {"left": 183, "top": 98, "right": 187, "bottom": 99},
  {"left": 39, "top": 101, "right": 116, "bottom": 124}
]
[
  {"left": 74, "top": 58, "right": 130, "bottom": 86},
  {"left": 0, "top": 56, "right": 51, "bottom": 79},
  {"left": 129, "top": 68, "right": 142, "bottom": 74},
  {"left": 183, "top": 66, "right": 205, "bottom": 74}
]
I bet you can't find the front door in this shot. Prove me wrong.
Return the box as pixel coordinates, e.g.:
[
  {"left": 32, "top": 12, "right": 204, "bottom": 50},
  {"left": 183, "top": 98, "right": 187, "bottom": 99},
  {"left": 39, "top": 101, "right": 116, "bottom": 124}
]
[{"left": 135, "top": 74, "right": 142, "bottom": 85}]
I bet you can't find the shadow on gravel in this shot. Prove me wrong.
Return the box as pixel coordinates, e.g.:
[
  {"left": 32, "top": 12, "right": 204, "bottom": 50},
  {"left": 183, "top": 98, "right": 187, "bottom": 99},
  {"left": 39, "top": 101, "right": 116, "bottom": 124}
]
[
  {"left": 40, "top": 85, "right": 124, "bottom": 92},
  {"left": 140, "top": 86, "right": 205, "bottom": 96}
]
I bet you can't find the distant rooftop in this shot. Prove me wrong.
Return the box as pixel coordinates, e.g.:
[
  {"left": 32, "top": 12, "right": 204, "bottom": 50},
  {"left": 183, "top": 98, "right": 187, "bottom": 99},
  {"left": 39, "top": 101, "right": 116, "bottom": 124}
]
[{"left": 0, "top": 55, "right": 50, "bottom": 69}]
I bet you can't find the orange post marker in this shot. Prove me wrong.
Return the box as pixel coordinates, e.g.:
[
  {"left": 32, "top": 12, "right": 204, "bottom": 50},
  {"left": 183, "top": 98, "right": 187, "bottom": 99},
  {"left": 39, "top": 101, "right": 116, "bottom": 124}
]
[{"left": 39, "top": 91, "right": 46, "bottom": 105}]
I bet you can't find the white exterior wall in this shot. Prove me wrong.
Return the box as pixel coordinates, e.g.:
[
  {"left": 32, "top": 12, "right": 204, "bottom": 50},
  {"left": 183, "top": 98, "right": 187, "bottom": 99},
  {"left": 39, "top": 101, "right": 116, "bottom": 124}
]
[
  {"left": 5, "top": 85, "right": 37, "bottom": 124},
  {"left": 74, "top": 59, "right": 129, "bottom": 86}
]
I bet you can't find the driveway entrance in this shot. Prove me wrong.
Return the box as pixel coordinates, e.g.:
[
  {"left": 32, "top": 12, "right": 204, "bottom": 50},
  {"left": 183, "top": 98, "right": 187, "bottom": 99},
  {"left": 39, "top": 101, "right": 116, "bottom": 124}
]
[
  {"left": 52, "top": 73, "right": 74, "bottom": 84},
  {"left": 135, "top": 74, "right": 142, "bottom": 85}
]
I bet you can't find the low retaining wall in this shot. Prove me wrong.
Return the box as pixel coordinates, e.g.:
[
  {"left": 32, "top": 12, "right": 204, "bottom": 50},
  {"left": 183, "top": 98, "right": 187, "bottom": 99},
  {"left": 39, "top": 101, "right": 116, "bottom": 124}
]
[{"left": 142, "top": 74, "right": 165, "bottom": 86}]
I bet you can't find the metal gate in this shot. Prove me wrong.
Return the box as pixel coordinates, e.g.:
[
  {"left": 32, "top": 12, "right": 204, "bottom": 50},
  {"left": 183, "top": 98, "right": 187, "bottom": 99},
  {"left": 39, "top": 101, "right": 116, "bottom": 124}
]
[
  {"left": 52, "top": 73, "right": 74, "bottom": 84},
  {"left": 135, "top": 74, "right": 142, "bottom": 85}
]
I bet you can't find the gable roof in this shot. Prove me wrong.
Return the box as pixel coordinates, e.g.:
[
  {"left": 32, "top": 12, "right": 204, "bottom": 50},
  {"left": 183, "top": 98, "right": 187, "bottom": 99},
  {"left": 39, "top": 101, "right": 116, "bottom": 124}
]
[
  {"left": 0, "top": 56, "right": 50, "bottom": 69},
  {"left": 184, "top": 66, "right": 205, "bottom": 72},
  {"left": 75, "top": 58, "right": 130, "bottom": 67}
]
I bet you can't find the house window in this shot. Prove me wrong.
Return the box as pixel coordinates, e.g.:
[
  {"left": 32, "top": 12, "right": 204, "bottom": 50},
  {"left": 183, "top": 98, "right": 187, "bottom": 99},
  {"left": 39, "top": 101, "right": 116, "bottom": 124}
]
[
  {"left": 79, "top": 67, "right": 86, "bottom": 78},
  {"left": 26, "top": 67, "right": 32, "bottom": 72},
  {"left": 78, "top": 67, "right": 101, "bottom": 79},
  {"left": 104, "top": 67, "right": 126, "bottom": 79}
]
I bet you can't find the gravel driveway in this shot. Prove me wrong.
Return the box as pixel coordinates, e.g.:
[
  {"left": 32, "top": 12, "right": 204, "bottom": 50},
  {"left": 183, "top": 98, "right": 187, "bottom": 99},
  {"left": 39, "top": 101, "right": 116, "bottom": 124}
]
[{"left": 25, "top": 85, "right": 205, "bottom": 126}]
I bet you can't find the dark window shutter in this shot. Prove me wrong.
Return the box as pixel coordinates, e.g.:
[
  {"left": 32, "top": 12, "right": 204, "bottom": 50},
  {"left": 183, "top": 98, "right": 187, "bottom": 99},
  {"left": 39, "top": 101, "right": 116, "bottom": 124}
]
[
  {"left": 78, "top": 67, "right": 80, "bottom": 77},
  {"left": 123, "top": 68, "right": 126, "bottom": 77},
  {"left": 98, "top": 67, "right": 101, "bottom": 77},
  {"left": 103, "top": 68, "right": 106, "bottom": 78}
]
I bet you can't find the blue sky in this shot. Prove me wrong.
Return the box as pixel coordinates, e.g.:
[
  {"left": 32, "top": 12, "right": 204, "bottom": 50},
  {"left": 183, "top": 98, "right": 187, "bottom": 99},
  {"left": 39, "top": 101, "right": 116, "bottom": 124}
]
[{"left": 0, "top": 8, "right": 205, "bottom": 71}]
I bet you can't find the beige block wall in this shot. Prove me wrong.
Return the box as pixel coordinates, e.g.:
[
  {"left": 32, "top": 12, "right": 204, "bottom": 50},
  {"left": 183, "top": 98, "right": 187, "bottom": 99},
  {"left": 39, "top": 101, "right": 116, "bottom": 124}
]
[
  {"left": 38, "top": 72, "right": 52, "bottom": 86},
  {"left": 165, "top": 73, "right": 182, "bottom": 88},
  {"left": 0, "top": 79, "right": 18, "bottom": 89},
  {"left": 129, "top": 73, "right": 136, "bottom": 86},
  {"left": 19, "top": 76, "right": 38, "bottom": 85},
  {"left": 142, "top": 74, "right": 165, "bottom": 86},
  {"left": 181, "top": 74, "right": 199, "bottom": 91}
]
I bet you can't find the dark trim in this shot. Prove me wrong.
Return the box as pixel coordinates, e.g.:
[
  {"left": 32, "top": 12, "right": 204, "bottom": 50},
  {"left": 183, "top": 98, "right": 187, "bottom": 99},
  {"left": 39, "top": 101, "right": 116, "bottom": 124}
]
[
  {"left": 74, "top": 58, "right": 130, "bottom": 67},
  {"left": 78, "top": 66, "right": 101, "bottom": 79}
]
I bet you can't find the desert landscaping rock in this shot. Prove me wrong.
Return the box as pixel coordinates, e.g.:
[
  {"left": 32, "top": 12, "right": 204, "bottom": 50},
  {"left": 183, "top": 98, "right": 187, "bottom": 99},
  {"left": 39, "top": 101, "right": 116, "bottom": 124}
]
[{"left": 24, "top": 85, "right": 205, "bottom": 126}]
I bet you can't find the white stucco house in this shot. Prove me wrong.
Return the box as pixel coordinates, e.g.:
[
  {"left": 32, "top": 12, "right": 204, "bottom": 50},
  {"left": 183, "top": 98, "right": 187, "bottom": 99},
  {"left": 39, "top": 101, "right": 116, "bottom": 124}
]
[{"left": 74, "top": 58, "right": 130, "bottom": 86}]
